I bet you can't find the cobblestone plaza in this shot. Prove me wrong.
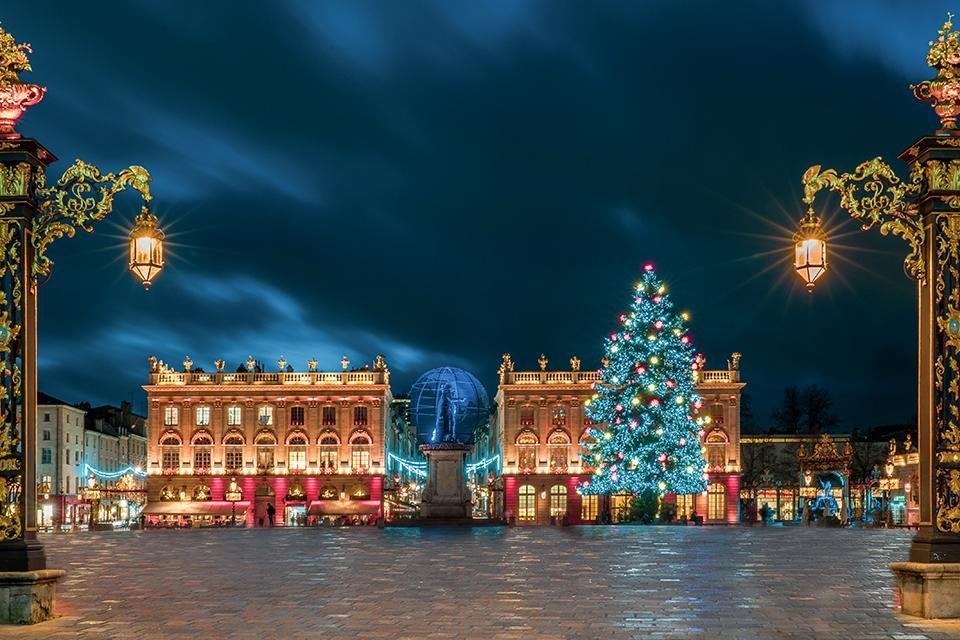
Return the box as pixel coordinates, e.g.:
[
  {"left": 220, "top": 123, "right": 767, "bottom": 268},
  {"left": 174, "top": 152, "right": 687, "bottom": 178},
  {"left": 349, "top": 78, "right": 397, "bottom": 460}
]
[{"left": 5, "top": 527, "right": 960, "bottom": 639}]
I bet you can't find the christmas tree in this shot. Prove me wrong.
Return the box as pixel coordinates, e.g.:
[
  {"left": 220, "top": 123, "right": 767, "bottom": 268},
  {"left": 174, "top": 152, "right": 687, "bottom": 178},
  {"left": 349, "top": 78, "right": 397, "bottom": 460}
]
[{"left": 580, "top": 263, "right": 708, "bottom": 497}]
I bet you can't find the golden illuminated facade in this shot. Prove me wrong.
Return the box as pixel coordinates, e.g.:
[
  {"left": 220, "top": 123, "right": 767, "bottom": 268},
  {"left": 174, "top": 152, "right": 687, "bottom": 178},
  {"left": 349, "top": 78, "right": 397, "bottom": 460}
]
[
  {"left": 496, "top": 353, "right": 745, "bottom": 525},
  {"left": 142, "top": 355, "right": 392, "bottom": 527}
]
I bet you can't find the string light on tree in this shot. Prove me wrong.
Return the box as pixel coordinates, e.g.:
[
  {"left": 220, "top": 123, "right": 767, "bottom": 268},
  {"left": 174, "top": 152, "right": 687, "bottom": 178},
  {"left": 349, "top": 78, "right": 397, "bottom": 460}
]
[{"left": 580, "top": 263, "right": 707, "bottom": 497}]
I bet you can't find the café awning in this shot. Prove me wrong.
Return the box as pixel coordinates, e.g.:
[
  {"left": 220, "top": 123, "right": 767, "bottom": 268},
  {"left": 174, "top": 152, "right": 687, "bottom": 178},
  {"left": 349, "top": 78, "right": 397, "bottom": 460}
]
[
  {"left": 307, "top": 500, "right": 380, "bottom": 516},
  {"left": 142, "top": 501, "right": 250, "bottom": 516}
]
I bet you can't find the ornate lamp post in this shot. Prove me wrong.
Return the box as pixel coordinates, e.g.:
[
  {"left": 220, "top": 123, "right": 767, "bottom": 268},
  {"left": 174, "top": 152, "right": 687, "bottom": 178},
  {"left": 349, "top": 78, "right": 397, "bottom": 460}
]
[
  {"left": 796, "top": 14, "right": 960, "bottom": 617},
  {"left": 225, "top": 477, "right": 242, "bottom": 527},
  {"left": 0, "top": 24, "right": 164, "bottom": 620}
]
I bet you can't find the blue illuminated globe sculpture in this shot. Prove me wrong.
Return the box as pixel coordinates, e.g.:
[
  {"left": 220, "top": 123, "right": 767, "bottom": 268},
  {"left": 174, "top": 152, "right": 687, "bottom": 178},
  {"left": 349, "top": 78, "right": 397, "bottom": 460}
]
[{"left": 409, "top": 367, "right": 490, "bottom": 444}]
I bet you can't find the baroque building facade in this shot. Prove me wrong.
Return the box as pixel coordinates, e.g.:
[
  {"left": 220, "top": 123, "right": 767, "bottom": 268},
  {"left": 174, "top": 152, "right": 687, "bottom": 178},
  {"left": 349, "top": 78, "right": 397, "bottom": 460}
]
[
  {"left": 142, "top": 355, "right": 392, "bottom": 527},
  {"left": 495, "top": 353, "right": 745, "bottom": 525}
]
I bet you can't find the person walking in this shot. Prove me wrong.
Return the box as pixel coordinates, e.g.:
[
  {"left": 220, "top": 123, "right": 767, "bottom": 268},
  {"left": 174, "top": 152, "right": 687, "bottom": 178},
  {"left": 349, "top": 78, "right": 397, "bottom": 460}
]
[{"left": 266, "top": 502, "right": 276, "bottom": 526}]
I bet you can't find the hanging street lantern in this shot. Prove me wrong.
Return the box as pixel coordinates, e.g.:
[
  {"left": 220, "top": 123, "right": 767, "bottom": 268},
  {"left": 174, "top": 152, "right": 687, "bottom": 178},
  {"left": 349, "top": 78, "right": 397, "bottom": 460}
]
[
  {"left": 793, "top": 208, "right": 827, "bottom": 292},
  {"left": 128, "top": 206, "right": 165, "bottom": 290}
]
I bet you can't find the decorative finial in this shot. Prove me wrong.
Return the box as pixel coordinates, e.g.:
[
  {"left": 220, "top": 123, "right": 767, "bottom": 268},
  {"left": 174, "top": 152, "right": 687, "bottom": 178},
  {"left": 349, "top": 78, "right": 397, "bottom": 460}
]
[
  {"left": 148, "top": 355, "right": 158, "bottom": 373},
  {"left": 182, "top": 355, "right": 192, "bottom": 372},
  {"left": 538, "top": 353, "right": 548, "bottom": 371},
  {"left": 341, "top": 355, "right": 350, "bottom": 371},
  {"left": 570, "top": 355, "right": 581, "bottom": 371},
  {"left": 728, "top": 352, "right": 741, "bottom": 371},
  {"left": 245, "top": 355, "right": 256, "bottom": 372},
  {"left": 913, "top": 13, "right": 960, "bottom": 129},
  {"left": 277, "top": 356, "right": 287, "bottom": 371},
  {"left": 307, "top": 358, "right": 318, "bottom": 372},
  {"left": 0, "top": 24, "right": 45, "bottom": 139},
  {"left": 214, "top": 359, "right": 225, "bottom": 372},
  {"left": 498, "top": 353, "right": 514, "bottom": 383}
]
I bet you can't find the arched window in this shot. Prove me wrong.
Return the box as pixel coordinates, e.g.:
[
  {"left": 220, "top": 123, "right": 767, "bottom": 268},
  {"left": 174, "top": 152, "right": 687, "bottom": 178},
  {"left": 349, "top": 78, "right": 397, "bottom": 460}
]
[
  {"left": 549, "top": 484, "right": 567, "bottom": 517},
  {"left": 286, "top": 431, "right": 307, "bottom": 471},
  {"left": 223, "top": 431, "right": 245, "bottom": 472},
  {"left": 191, "top": 431, "right": 214, "bottom": 446},
  {"left": 516, "top": 430, "right": 538, "bottom": 472},
  {"left": 705, "top": 430, "right": 728, "bottom": 470},
  {"left": 159, "top": 431, "right": 182, "bottom": 446},
  {"left": 518, "top": 484, "right": 536, "bottom": 521},
  {"left": 160, "top": 431, "right": 181, "bottom": 473},
  {"left": 708, "top": 482, "right": 726, "bottom": 521},
  {"left": 318, "top": 430, "right": 339, "bottom": 472},
  {"left": 547, "top": 429, "right": 570, "bottom": 471},
  {"left": 350, "top": 430, "right": 371, "bottom": 471},
  {"left": 255, "top": 430, "right": 276, "bottom": 471},
  {"left": 191, "top": 430, "right": 213, "bottom": 474}
]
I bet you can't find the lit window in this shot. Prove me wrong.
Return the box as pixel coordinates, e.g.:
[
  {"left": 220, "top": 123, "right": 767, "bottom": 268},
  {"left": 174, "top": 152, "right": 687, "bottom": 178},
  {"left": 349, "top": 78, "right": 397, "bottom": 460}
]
[
  {"left": 225, "top": 449, "right": 243, "bottom": 472},
  {"left": 675, "top": 494, "right": 695, "bottom": 519},
  {"left": 287, "top": 433, "right": 307, "bottom": 471},
  {"left": 518, "top": 484, "right": 536, "bottom": 521},
  {"left": 227, "top": 406, "right": 242, "bottom": 426},
  {"left": 552, "top": 406, "right": 566, "bottom": 427},
  {"left": 351, "top": 449, "right": 370, "bottom": 470},
  {"left": 164, "top": 406, "right": 178, "bottom": 426},
  {"left": 708, "top": 482, "right": 726, "bottom": 521},
  {"left": 516, "top": 430, "right": 538, "bottom": 472},
  {"left": 611, "top": 492, "right": 631, "bottom": 523},
  {"left": 581, "top": 494, "right": 599, "bottom": 522},
  {"left": 547, "top": 429, "right": 570, "bottom": 470},
  {"left": 549, "top": 484, "right": 567, "bottom": 517},
  {"left": 319, "top": 431, "right": 339, "bottom": 471},
  {"left": 162, "top": 448, "right": 180, "bottom": 473},
  {"left": 195, "top": 406, "right": 210, "bottom": 426},
  {"left": 193, "top": 448, "right": 211, "bottom": 473},
  {"left": 258, "top": 406, "right": 274, "bottom": 426}
]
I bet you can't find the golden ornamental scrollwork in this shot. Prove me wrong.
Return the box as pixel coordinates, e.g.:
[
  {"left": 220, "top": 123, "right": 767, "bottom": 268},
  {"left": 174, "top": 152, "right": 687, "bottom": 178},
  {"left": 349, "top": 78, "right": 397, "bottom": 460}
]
[
  {"left": 938, "top": 469, "right": 960, "bottom": 533},
  {"left": 0, "top": 476, "right": 21, "bottom": 540},
  {"left": 32, "top": 159, "right": 152, "bottom": 279},
  {"left": 802, "top": 158, "right": 925, "bottom": 281},
  {"left": 0, "top": 161, "right": 30, "bottom": 196}
]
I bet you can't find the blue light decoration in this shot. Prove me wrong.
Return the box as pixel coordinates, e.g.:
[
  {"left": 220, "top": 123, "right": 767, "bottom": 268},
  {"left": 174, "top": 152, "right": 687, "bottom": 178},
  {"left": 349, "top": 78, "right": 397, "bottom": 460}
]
[
  {"left": 386, "top": 452, "right": 427, "bottom": 478},
  {"left": 466, "top": 454, "right": 501, "bottom": 475},
  {"left": 84, "top": 463, "right": 147, "bottom": 480},
  {"left": 408, "top": 367, "right": 490, "bottom": 444},
  {"left": 580, "top": 264, "right": 709, "bottom": 497}
]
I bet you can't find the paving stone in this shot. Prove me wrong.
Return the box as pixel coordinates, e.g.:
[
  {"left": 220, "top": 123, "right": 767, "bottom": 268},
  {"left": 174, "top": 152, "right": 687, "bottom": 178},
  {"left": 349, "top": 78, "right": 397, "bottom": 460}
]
[{"left": 0, "top": 527, "right": 959, "bottom": 638}]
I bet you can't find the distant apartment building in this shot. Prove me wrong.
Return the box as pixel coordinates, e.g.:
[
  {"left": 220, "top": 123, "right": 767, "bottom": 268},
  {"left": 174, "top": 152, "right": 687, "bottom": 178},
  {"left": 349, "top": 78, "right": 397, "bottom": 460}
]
[{"left": 37, "top": 392, "right": 87, "bottom": 530}]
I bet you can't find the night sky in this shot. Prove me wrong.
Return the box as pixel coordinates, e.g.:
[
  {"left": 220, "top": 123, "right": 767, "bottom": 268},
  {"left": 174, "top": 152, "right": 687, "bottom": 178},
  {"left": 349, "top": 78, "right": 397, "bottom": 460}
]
[{"left": 4, "top": 1, "right": 950, "bottom": 428}]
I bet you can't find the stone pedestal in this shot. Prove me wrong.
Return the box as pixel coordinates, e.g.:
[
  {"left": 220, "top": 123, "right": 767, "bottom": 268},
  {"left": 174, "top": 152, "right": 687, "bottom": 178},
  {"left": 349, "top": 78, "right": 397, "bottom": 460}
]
[
  {"left": 891, "top": 562, "right": 960, "bottom": 618},
  {"left": 419, "top": 443, "right": 471, "bottom": 519},
  {"left": 0, "top": 569, "right": 65, "bottom": 624}
]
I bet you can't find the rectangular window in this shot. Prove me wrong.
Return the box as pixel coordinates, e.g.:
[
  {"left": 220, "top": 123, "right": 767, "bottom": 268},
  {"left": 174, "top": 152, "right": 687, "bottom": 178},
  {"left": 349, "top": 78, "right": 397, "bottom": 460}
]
[
  {"left": 42, "top": 430, "right": 50, "bottom": 441},
  {"left": 319, "top": 448, "right": 338, "bottom": 470},
  {"left": 258, "top": 406, "right": 273, "bottom": 426},
  {"left": 193, "top": 448, "right": 211, "bottom": 472},
  {"left": 290, "top": 406, "right": 305, "bottom": 426},
  {"left": 518, "top": 445, "right": 537, "bottom": 472},
  {"left": 164, "top": 406, "right": 178, "bottom": 426},
  {"left": 257, "top": 447, "right": 274, "bottom": 471},
  {"left": 351, "top": 448, "right": 370, "bottom": 470},
  {"left": 710, "top": 403, "right": 725, "bottom": 425},
  {"left": 227, "top": 406, "right": 242, "bottom": 426},
  {"left": 75, "top": 451, "right": 80, "bottom": 464},
  {"left": 225, "top": 448, "right": 243, "bottom": 472},
  {"left": 581, "top": 494, "right": 599, "bottom": 522},
  {"left": 519, "top": 408, "right": 535, "bottom": 427},
  {"left": 322, "top": 406, "right": 336, "bottom": 426},
  {"left": 162, "top": 448, "right": 179, "bottom": 472},
  {"left": 611, "top": 493, "right": 631, "bottom": 523},
  {"left": 708, "top": 483, "right": 726, "bottom": 521},
  {"left": 353, "top": 406, "right": 368, "bottom": 426},
  {"left": 707, "top": 444, "right": 725, "bottom": 470},
  {"left": 41, "top": 448, "right": 52, "bottom": 464},
  {"left": 518, "top": 485, "right": 536, "bottom": 521},
  {"left": 195, "top": 406, "right": 210, "bottom": 426},
  {"left": 675, "top": 494, "right": 695, "bottom": 519},
  {"left": 288, "top": 448, "right": 306, "bottom": 471},
  {"left": 43, "top": 412, "right": 50, "bottom": 422},
  {"left": 65, "top": 449, "right": 70, "bottom": 465}
]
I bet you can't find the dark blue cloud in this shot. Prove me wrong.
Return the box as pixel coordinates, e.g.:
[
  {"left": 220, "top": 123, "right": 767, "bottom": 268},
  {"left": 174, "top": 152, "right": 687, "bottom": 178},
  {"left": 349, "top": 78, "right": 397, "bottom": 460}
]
[{"left": 4, "top": 0, "right": 950, "bottom": 426}]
